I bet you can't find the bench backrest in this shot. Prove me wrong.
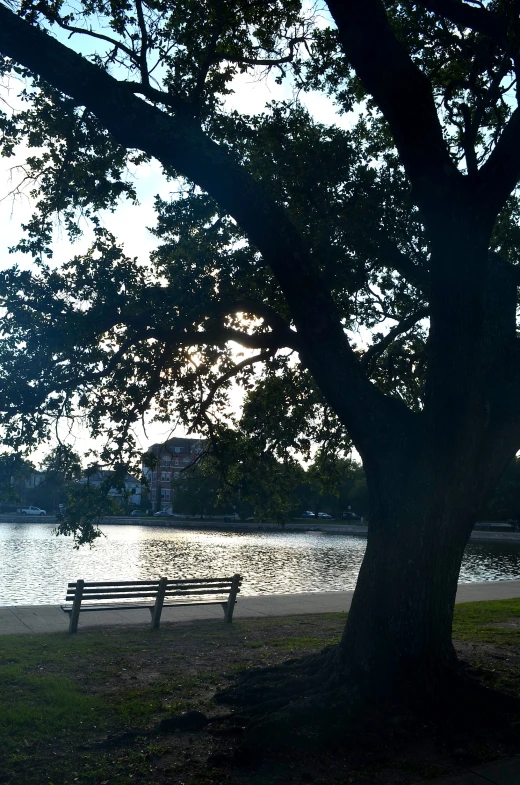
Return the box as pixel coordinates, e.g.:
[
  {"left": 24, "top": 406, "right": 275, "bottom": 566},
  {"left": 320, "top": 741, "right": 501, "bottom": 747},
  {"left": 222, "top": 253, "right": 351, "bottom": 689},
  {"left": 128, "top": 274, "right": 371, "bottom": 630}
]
[{"left": 65, "top": 576, "right": 242, "bottom": 604}]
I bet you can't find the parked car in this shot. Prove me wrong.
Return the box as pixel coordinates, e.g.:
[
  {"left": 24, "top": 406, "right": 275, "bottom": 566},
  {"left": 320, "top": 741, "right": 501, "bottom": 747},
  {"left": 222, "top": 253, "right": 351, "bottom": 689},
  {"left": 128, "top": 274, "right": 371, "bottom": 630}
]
[
  {"left": 18, "top": 506, "right": 46, "bottom": 516},
  {"left": 153, "top": 509, "right": 173, "bottom": 517},
  {"left": 301, "top": 511, "right": 315, "bottom": 518},
  {"left": 342, "top": 511, "right": 361, "bottom": 521},
  {"left": 317, "top": 512, "right": 332, "bottom": 519},
  {"left": 130, "top": 510, "right": 143, "bottom": 517}
]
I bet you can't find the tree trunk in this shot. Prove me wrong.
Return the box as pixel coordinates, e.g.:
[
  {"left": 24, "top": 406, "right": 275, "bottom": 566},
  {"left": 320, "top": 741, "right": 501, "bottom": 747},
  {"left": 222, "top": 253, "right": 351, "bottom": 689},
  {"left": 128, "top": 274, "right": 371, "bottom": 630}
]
[
  {"left": 338, "top": 507, "right": 469, "bottom": 699},
  {"left": 334, "top": 441, "right": 504, "bottom": 702},
  {"left": 329, "top": 230, "right": 520, "bottom": 701}
]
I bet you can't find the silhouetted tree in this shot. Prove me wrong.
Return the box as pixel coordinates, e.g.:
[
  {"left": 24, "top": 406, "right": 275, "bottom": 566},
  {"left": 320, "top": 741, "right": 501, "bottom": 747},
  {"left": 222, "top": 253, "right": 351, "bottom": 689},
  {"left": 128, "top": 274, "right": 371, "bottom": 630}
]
[{"left": 1, "top": 0, "right": 520, "bottom": 739}]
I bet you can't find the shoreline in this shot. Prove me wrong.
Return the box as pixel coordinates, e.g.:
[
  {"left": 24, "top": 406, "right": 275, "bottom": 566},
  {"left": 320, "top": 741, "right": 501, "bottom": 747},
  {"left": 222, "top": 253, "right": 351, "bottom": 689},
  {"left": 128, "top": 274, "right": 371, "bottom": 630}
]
[
  {"left": 101, "top": 519, "right": 520, "bottom": 543},
  {"left": 1, "top": 516, "right": 520, "bottom": 542}
]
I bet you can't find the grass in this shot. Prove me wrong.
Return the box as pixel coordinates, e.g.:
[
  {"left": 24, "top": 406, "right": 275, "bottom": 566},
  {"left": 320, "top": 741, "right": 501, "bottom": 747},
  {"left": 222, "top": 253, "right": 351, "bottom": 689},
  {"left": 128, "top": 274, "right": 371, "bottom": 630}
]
[
  {"left": 453, "top": 597, "right": 520, "bottom": 644},
  {"left": 0, "top": 665, "right": 101, "bottom": 740},
  {"left": 0, "top": 600, "right": 519, "bottom": 784}
]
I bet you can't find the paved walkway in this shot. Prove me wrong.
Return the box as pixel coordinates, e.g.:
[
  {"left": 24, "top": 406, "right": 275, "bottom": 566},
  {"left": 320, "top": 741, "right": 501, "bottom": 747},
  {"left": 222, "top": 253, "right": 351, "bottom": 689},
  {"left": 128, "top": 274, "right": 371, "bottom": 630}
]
[
  {"left": 1, "top": 579, "right": 519, "bottom": 636},
  {"left": 1, "top": 581, "right": 520, "bottom": 783}
]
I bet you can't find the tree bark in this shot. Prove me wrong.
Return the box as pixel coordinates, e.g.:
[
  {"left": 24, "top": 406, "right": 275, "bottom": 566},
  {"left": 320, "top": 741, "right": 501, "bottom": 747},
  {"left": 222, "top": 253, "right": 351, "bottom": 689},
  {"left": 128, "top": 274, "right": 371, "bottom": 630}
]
[{"left": 337, "top": 482, "right": 470, "bottom": 698}]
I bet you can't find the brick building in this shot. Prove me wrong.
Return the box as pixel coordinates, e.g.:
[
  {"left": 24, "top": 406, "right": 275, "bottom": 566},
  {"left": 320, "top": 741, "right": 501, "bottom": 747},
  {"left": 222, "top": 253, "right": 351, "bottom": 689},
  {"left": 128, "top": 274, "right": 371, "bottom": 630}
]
[{"left": 143, "top": 436, "right": 204, "bottom": 511}]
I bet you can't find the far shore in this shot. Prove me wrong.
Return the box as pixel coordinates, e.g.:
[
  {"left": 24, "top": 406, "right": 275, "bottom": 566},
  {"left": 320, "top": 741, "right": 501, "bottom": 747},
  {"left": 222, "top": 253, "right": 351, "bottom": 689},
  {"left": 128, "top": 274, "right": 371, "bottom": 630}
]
[{"left": 1, "top": 515, "right": 519, "bottom": 542}]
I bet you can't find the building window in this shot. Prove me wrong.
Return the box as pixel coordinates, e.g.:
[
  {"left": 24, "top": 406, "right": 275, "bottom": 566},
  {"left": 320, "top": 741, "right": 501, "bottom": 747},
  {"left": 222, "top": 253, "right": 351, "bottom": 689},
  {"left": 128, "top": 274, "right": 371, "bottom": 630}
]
[
  {"left": 174, "top": 458, "right": 179, "bottom": 466},
  {"left": 161, "top": 489, "right": 170, "bottom": 500},
  {"left": 183, "top": 457, "right": 190, "bottom": 465},
  {"left": 174, "top": 472, "right": 179, "bottom": 479},
  {"left": 175, "top": 446, "right": 181, "bottom": 453},
  {"left": 161, "top": 472, "right": 170, "bottom": 482}
]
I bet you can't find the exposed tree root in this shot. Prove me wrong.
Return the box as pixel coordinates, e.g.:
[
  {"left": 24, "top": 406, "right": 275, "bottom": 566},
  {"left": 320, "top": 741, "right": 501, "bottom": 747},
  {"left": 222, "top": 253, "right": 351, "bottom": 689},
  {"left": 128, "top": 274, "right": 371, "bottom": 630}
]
[
  {"left": 216, "top": 645, "right": 338, "bottom": 713},
  {"left": 213, "top": 646, "right": 520, "bottom": 763}
]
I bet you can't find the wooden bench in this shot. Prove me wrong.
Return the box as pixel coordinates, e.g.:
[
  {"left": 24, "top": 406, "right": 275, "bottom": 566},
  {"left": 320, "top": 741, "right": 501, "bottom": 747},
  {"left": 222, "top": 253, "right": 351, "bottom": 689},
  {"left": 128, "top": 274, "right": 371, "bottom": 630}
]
[{"left": 62, "top": 574, "right": 242, "bottom": 633}]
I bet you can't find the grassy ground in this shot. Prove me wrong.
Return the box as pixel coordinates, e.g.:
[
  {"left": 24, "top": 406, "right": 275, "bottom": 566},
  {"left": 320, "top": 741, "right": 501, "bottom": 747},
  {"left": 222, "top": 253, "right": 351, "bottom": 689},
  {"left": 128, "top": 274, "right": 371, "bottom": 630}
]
[{"left": 1, "top": 600, "right": 519, "bottom": 785}]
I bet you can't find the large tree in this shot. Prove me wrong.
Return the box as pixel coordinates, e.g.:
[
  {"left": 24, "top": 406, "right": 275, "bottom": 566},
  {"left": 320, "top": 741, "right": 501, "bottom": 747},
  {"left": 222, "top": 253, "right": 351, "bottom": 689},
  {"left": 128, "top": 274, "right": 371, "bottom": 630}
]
[{"left": 1, "top": 0, "right": 520, "bottom": 741}]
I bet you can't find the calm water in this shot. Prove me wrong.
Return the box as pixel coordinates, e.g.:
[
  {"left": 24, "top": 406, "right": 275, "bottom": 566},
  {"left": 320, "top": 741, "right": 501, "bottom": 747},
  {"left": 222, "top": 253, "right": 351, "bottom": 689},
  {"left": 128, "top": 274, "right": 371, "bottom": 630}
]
[{"left": 1, "top": 523, "right": 519, "bottom": 606}]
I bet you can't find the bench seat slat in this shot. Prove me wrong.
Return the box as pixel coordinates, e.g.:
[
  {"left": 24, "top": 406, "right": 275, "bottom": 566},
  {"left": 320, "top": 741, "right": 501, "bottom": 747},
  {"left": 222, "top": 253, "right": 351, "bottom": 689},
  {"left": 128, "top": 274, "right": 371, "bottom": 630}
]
[
  {"left": 67, "top": 589, "right": 159, "bottom": 596},
  {"left": 66, "top": 586, "right": 239, "bottom": 600},
  {"left": 62, "top": 603, "right": 155, "bottom": 612},
  {"left": 69, "top": 588, "right": 159, "bottom": 596},
  {"left": 66, "top": 591, "right": 161, "bottom": 601},
  {"left": 169, "top": 579, "right": 238, "bottom": 586},
  {"left": 164, "top": 588, "right": 238, "bottom": 597},
  {"left": 67, "top": 576, "right": 236, "bottom": 588},
  {"left": 67, "top": 586, "right": 238, "bottom": 599},
  {"left": 67, "top": 580, "right": 160, "bottom": 588},
  {"left": 62, "top": 599, "right": 233, "bottom": 613},
  {"left": 166, "top": 577, "right": 236, "bottom": 585}
]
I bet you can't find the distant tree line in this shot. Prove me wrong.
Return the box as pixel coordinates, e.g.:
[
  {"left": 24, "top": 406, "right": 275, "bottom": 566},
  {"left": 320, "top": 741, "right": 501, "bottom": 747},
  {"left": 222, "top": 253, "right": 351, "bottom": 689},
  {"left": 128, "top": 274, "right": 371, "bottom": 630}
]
[
  {"left": 172, "top": 450, "right": 368, "bottom": 522},
  {"left": 4, "top": 443, "right": 520, "bottom": 525},
  {"left": 0, "top": 446, "right": 132, "bottom": 520}
]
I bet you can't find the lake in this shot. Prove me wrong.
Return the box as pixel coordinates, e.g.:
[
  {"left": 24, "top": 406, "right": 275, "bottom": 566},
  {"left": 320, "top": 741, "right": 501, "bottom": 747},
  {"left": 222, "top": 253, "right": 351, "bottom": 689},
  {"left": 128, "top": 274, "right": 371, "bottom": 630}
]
[{"left": 1, "top": 523, "right": 519, "bottom": 606}]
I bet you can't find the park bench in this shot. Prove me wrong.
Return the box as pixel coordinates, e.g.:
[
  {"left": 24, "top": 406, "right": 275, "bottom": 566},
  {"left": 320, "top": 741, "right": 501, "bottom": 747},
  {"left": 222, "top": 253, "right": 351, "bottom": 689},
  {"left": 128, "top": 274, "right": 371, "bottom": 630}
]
[{"left": 62, "top": 574, "right": 242, "bottom": 633}]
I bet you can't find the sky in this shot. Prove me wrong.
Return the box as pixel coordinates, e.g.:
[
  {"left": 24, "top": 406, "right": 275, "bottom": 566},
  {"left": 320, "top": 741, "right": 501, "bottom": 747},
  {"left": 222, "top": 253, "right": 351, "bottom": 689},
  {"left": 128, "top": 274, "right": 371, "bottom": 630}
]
[{"left": 0, "top": 7, "right": 356, "bottom": 466}]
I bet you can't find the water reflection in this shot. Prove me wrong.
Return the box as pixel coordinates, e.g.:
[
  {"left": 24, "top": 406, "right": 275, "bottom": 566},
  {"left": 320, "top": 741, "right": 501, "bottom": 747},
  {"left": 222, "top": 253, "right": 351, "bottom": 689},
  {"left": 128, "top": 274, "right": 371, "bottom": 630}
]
[
  {"left": 0, "top": 523, "right": 518, "bottom": 606},
  {"left": 460, "top": 542, "right": 520, "bottom": 583}
]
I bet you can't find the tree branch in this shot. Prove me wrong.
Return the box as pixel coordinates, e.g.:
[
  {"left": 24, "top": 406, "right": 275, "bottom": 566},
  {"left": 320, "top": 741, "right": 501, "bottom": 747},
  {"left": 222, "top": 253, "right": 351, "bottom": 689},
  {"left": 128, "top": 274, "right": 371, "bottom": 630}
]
[
  {"left": 204, "top": 298, "right": 299, "bottom": 344},
  {"left": 148, "top": 324, "right": 296, "bottom": 352},
  {"left": 134, "top": 0, "right": 150, "bottom": 86},
  {"left": 191, "top": 22, "right": 223, "bottom": 106},
  {"left": 219, "top": 36, "right": 307, "bottom": 67},
  {"left": 195, "top": 349, "right": 275, "bottom": 426},
  {"left": 375, "top": 234, "right": 430, "bottom": 292},
  {"left": 360, "top": 307, "right": 429, "bottom": 371},
  {"left": 45, "top": 14, "right": 137, "bottom": 63},
  {"left": 476, "top": 107, "right": 520, "bottom": 216},
  {"left": 327, "top": 0, "right": 463, "bottom": 225},
  {"left": 416, "top": 0, "right": 510, "bottom": 47},
  {"left": 119, "top": 80, "right": 188, "bottom": 113},
  {"left": 413, "top": 3, "right": 520, "bottom": 215}
]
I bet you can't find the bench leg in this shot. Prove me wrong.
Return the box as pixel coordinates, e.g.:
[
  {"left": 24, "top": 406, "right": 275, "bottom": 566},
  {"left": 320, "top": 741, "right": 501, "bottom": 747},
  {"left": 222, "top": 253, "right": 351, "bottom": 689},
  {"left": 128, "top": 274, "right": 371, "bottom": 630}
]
[
  {"left": 151, "top": 576, "right": 167, "bottom": 630},
  {"left": 223, "top": 574, "right": 241, "bottom": 623},
  {"left": 69, "top": 579, "right": 84, "bottom": 633}
]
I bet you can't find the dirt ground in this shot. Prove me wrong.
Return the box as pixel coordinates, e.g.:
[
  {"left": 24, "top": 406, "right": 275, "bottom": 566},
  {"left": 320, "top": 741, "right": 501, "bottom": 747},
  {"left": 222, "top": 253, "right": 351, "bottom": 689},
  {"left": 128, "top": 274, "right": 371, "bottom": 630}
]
[{"left": 2, "top": 612, "right": 520, "bottom": 785}]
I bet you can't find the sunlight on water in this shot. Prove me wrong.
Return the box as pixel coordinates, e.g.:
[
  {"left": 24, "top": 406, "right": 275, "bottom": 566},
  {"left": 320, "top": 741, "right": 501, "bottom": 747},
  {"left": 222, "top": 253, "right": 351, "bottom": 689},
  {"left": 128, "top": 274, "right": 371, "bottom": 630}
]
[{"left": 0, "top": 523, "right": 519, "bottom": 606}]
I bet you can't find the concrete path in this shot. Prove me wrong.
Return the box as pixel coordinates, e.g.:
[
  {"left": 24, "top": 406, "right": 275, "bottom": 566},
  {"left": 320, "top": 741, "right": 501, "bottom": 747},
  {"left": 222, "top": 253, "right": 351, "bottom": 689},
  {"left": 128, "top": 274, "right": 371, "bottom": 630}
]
[{"left": 1, "top": 579, "right": 519, "bottom": 636}]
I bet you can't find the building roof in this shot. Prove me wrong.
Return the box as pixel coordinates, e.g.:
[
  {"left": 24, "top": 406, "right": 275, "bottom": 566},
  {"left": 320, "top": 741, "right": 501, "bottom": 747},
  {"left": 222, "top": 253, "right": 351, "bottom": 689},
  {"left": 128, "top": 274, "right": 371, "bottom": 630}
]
[
  {"left": 148, "top": 436, "right": 205, "bottom": 455},
  {"left": 80, "top": 470, "right": 141, "bottom": 485}
]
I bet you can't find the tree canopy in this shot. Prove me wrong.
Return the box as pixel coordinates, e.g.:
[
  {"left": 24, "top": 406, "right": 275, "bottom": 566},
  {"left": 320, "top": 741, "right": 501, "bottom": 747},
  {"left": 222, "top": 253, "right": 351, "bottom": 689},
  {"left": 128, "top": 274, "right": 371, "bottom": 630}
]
[
  {"left": 0, "top": 1, "right": 517, "bottom": 471},
  {"left": 0, "top": 0, "right": 446, "bottom": 464}
]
